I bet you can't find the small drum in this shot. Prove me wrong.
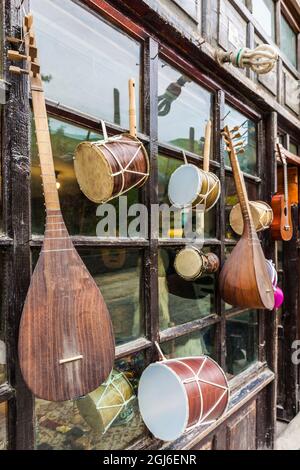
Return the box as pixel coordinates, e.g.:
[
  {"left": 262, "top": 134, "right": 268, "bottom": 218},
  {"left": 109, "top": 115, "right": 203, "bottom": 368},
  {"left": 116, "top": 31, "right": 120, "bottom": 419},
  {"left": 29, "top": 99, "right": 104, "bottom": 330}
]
[
  {"left": 77, "top": 369, "right": 135, "bottom": 434},
  {"left": 74, "top": 123, "right": 149, "bottom": 204},
  {"left": 230, "top": 200, "right": 273, "bottom": 235},
  {"left": 174, "top": 246, "right": 220, "bottom": 281},
  {"left": 168, "top": 163, "right": 220, "bottom": 212},
  {"left": 265, "top": 259, "right": 278, "bottom": 288},
  {"left": 138, "top": 356, "right": 229, "bottom": 441}
]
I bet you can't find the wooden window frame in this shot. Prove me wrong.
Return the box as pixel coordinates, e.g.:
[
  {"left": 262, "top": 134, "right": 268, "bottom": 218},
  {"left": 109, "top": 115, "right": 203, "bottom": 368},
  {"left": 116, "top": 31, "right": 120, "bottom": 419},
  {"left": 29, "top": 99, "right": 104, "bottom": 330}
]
[{"left": 1, "top": 0, "right": 278, "bottom": 450}]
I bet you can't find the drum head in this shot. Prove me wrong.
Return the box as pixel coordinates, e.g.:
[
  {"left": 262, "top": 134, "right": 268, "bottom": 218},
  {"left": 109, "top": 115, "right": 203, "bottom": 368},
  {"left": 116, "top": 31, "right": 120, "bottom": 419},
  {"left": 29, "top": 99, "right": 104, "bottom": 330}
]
[
  {"left": 168, "top": 164, "right": 202, "bottom": 208},
  {"left": 74, "top": 142, "right": 114, "bottom": 203},
  {"left": 174, "top": 247, "right": 203, "bottom": 281},
  {"left": 138, "top": 363, "right": 189, "bottom": 441},
  {"left": 265, "top": 259, "right": 278, "bottom": 287},
  {"left": 229, "top": 201, "right": 262, "bottom": 236}
]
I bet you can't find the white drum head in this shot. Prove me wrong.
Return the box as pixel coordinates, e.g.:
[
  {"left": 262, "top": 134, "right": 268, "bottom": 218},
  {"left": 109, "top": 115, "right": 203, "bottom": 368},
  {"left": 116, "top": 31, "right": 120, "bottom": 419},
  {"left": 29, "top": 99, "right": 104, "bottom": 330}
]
[
  {"left": 175, "top": 247, "right": 203, "bottom": 280},
  {"left": 138, "top": 363, "right": 189, "bottom": 441},
  {"left": 168, "top": 164, "right": 202, "bottom": 208},
  {"left": 265, "top": 259, "right": 278, "bottom": 287}
]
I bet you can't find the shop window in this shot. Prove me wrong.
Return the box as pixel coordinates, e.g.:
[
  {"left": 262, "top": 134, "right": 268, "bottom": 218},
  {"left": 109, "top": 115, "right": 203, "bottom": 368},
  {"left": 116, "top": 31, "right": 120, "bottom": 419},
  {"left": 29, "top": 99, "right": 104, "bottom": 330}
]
[
  {"left": 226, "top": 310, "right": 258, "bottom": 376},
  {"left": 224, "top": 105, "right": 257, "bottom": 175},
  {"left": 289, "top": 142, "right": 298, "bottom": 155},
  {"left": 158, "top": 60, "right": 213, "bottom": 156},
  {"left": 225, "top": 175, "right": 258, "bottom": 240},
  {"left": 281, "top": 14, "right": 297, "bottom": 68},
  {"left": 158, "top": 248, "right": 217, "bottom": 330},
  {"left": 31, "top": 116, "right": 139, "bottom": 236},
  {"left": 0, "top": 402, "right": 7, "bottom": 450},
  {"left": 251, "top": 0, "right": 275, "bottom": 40},
  {"left": 31, "top": 0, "right": 142, "bottom": 130},
  {"left": 158, "top": 155, "right": 216, "bottom": 238},
  {"left": 161, "top": 325, "right": 217, "bottom": 359},
  {"left": 35, "top": 353, "right": 147, "bottom": 450}
]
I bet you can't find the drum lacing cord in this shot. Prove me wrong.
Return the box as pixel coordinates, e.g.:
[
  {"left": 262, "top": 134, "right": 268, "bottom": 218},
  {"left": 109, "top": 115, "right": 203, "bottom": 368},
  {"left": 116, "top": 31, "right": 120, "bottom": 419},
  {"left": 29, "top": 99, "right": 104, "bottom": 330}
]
[{"left": 93, "top": 371, "right": 135, "bottom": 434}]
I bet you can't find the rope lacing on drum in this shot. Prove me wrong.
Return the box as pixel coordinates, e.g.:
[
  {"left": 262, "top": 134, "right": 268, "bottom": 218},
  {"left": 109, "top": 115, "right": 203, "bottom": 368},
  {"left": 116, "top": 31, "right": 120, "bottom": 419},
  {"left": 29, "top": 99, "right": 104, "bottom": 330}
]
[{"left": 92, "top": 370, "right": 135, "bottom": 434}]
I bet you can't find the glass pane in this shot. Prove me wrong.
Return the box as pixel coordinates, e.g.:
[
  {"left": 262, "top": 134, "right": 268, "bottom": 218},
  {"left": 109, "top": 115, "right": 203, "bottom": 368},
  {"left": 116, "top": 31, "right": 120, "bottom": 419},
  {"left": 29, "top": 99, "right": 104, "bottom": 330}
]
[
  {"left": 35, "top": 353, "right": 147, "bottom": 450},
  {"left": 31, "top": 116, "right": 139, "bottom": 236},
  {"left": 159, "top": 248, "right": 217, "bottom": 330},
  {"left": 252, "top": 0, "right": 275, "bottom": 40},
  {"left": 224, "top": 104, "right": 257, "bottom": 175},
  {"left": 161, "top": 325, "right": 217, "bottom": 359},
  {"left": 0, "top": 402, "right": 7, "bottom": 450},
  {"left": 289, "top": 142, "right": 298, "bottom": 155},
  {"left": 158, "top": 60, "right": 213, "bottom": 156},
  {"left": 225, "top": 175, "right": 258, "bottom": 240},
  {"left": 0, "top": 252, "right": 6, "bottom": 385},
  {"left": 224, "top": 246, "right": 234, "bottom": 311},
  {"left": 158, "top": 155, "right": 216, "bottom": 238},
  {"left": 31, "top": 0, "right": 141, "bottom": 130},
  {"left": 281, "top": 15, "right": 297, "bottom": 68},
  {"left": 174, "top": 0, "right": 198, "bottom": 18},
  {"left": 78, "top": 248, "right": 143, "bottom": 345},
  {"left": 226, "top": 310, "right": 258, "bottom": 376}
]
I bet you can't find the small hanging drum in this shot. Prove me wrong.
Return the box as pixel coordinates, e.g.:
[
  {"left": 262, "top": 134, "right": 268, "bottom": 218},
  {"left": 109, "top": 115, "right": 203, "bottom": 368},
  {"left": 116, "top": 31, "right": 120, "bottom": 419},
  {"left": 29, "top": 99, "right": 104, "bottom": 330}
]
[
  {"left": 229, "top": 200, "right": 273, "bottom": 235},
  {"left": 168, "top": 163, "right": 220, "bottom": 212},
  {"left": 138, "top": 356, "right": 229, "bottom": 441},
  {"left": 174, "top": 246, "right": 220, "bottom": 281},
  {"left": 77, "top": 369, "right": 135, "bottom": 434},
  {"left": 74, "top": 129, "right": 149, "bottom": 204},
  {"left": 265, "top": 259, "right": 278, "bottom": 288}
]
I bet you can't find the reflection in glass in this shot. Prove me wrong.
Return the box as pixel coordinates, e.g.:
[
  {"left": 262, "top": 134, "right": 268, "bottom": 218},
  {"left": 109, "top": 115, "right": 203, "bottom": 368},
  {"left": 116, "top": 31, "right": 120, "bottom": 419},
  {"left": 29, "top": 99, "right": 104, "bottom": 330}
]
[
  {"left": 224, "top": 104, "right": 257, "bottom": 175},
  {"left": 225, "top": 175, "right": 258, "bottom": 240},
  {"left": 281, "top": 15, "right": 297, "bottom": 68},
  {"left": 78, "top": 248, "right": 143, "bottom": 345},
  {"left": 159, "top": 248, "right": 216, "bottom": 329},
  {"left": 158, "top": 60, "right": 213, "bottom": 155},
  {"left": 31, "top": 116, "right": 138, "bottom": 235},
  {"left": 0, "top": 252, "right": 6, "bottom": 385},
  {"left": 0, "top": 402, "right": 7, "bottom": 450},
  {"left": 161, "top": 325, "right": 217, "bottom": 359},
  {"left": 35, "top": 353, "right": 147, "bottom": 450},
  {"left": 226, "top": 310, "right": 258, "bottom": 376},
  {"left": 252, "top": 0, "right": 275, "bottom": 40},
  {"left": 31, "top": 0, "right": 141, "bottom": 130},
  {"left": 158, "top": 155, "right": 216, "bottom": 238},
  {"left": 174, "top": 0, "right": 198, "bottom": 18}
]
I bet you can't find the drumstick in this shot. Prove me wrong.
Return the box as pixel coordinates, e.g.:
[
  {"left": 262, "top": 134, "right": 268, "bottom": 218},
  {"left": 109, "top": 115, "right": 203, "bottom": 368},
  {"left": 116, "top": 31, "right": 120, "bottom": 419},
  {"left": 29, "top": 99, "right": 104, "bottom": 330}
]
[
  {"left": 129, "top": 78, "right": 137, "bottom": 138},
  {"left": 203, "top": 120, "right": 212, "bottom": 172}
]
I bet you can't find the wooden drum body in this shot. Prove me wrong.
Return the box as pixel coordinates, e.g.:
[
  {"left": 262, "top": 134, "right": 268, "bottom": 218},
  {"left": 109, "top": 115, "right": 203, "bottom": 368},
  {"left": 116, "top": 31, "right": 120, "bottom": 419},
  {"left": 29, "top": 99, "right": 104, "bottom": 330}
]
[
  {"left": 230, "top": 200, "right": 273, "bottom": 235},
  {"left": 168, "top": 164, "right": 220, "bottom": 212},
  {"left": 138, "top": 356, "right": 229, "bottom": 441},
  {"left": 174, "top": 246, "right": 220, "bottom": 281},
  {"left": 74, "top": 134, "right": 149, "bottom": 203}
]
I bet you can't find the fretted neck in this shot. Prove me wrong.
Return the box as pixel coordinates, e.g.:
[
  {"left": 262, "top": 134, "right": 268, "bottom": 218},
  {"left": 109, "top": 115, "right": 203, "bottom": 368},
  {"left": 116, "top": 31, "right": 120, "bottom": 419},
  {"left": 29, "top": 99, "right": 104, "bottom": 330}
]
[
  {"left": 31, "top": 76, "right": 60, "bottom": 215},
  {"left": 225, "top": 127, "right": 254, "bottom": 232}
]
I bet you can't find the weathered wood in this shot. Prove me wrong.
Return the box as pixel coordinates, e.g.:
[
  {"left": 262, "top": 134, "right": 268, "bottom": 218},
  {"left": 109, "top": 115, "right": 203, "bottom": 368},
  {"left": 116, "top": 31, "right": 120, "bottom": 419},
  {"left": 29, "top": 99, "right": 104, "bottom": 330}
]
[{"left": 159, "top": 314, "right": 219, "bottom": 343}]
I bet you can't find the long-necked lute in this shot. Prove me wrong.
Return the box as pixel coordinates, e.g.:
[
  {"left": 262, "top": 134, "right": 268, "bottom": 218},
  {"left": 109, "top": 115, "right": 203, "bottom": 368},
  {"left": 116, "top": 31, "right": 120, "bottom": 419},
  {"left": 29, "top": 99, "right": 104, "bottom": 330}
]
[
  {"left": 9, "top": 14, "right": 115, "bottom": 401},
  {"left": 219, "top": 126, "right": 274, "bottom": 310}
]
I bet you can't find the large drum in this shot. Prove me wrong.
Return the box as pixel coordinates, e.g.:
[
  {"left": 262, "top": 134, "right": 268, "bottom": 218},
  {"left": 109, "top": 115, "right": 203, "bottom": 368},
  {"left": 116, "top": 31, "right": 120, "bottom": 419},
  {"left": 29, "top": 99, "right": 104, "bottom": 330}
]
[
  {"left": 74, "top": 132, "right": 149, "bottom": 204},
  {"left": 168, "top": 164, "right": 220, "bottom": 212},
  {"left": 77, "top": 370, "right": 135, "bottom": 434},
  {"left": 138, "top": 356, "right": 229, "bottom": 441},
  {"left": 229, "top": 200, "right": 273, "bottom": 235},
  {"left": 174, "top": 246, "right": 220, "bottom": 281}
]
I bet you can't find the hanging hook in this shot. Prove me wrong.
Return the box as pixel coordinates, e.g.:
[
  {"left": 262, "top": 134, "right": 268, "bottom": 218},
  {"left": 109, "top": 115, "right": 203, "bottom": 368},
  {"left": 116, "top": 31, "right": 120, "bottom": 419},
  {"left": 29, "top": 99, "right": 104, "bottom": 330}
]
[{"left": 182, "top": 150, "right": 188, "bottom": 165}]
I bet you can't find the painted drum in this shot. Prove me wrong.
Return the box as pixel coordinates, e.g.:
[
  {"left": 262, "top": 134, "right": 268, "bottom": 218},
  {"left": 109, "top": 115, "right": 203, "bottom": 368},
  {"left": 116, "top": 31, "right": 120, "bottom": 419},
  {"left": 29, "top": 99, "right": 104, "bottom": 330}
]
[
  {"left": 174, "top": 246, "right": 220, "bottom": 281},
  {"left": 168, "top": 164, "right": 220, "bottom": 212},
  {"left": 229, "top": 200, "right": 273, "bottom": 235},
  {"left": 74, "top": 134, "right": 149, "bottom": 204},
  {"left": 274, "top": 286, "right": 284, "bottom": 309},
  {"left": 138, "top": 356, "right": 229, "bottom": 442},
  {"left": 265, "top": 259, "right": 278, "bottom": 288}
]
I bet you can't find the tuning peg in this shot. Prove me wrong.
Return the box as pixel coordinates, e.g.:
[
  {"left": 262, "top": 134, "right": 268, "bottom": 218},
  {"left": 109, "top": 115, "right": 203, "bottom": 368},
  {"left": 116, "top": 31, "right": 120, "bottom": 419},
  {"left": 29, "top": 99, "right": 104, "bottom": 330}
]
[
  {"left": 232, "top": 132, "right": 241, "bottom": 139},
  {"left": 31, "top": 62, "right": 40, "bottom": 76},
  {"left": 6, "top": 36, "right": 23, "bottom": 45},
  {"left": 7, "top": 50, "right": 28, "bottom": 62},
  {"left": 234, "top": 140, "right": 244, "bottom": 148},
  {"left": 29, "top": 46, "right": 37, "bottom": 60},
  {"left": 9, "top": 65, "right": 29, "bottom": 75},
  {"left": 230, "top": 125, "right": 240, "bottom": 132},
  {"left": 237, "top": 148, "right": 245, "bottom": 154},
  {"left": 24, "top": 14, "right": 34, "bottom": 30}
]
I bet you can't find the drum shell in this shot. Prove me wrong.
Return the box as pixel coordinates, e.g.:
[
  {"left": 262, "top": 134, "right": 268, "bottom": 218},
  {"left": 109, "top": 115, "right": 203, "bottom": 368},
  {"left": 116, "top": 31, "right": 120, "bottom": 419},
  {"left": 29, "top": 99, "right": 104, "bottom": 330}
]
[
  {"left": 174, "top": 247, "right": 220, "bottom": 281},
  {"left": 74, "top": 134, "right": 149, "bottom": 204},
  {"left": 230, "top": 201, "right": 273, "bottom": 235},
  {"left": 191, "top": 170, "right": 220, "bottom": 212}
]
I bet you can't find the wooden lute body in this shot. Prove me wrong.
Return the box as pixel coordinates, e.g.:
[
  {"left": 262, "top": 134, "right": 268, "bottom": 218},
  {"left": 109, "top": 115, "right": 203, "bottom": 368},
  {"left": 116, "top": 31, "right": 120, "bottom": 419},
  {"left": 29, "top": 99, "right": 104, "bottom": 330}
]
[
  {"left": 11, "top": 15, "right": 115, "bottom": 401},
  {"left": 219, "top": 126, "right": 274, "bottom": 310}
]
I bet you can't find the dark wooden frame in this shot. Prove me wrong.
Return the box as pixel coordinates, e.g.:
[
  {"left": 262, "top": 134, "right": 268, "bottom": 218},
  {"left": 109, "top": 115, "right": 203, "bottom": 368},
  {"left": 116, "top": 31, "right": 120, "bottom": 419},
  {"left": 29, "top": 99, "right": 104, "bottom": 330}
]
[{"left": 2, "top": 0, "right": 298, "bottom": 450}]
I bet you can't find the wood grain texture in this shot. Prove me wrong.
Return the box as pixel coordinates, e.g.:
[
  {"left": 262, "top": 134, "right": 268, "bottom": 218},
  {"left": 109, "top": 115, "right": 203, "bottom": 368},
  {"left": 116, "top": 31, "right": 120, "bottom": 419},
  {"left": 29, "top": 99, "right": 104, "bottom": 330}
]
[
  {"left": 219, "top": 126, "right": 274, "bottom": 310},
  {"left": 18, "top": 15, "right": 115, "bottom": 402}
]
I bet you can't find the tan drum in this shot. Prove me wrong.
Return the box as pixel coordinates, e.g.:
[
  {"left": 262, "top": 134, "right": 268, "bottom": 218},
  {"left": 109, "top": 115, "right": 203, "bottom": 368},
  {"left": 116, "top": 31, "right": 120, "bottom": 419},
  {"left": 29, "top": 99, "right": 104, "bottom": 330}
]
[
  {"left": 174, "top": 246, "right": 220, "bottom": 281},
  {"left": 229, "top": 200, "right": 273, "bottom": 235},
  {"left": 76, "top": 369, "right": 135, "bottom": 434},
  {"left": 74, "top": 126, "right": 149, "bottom": 204}
]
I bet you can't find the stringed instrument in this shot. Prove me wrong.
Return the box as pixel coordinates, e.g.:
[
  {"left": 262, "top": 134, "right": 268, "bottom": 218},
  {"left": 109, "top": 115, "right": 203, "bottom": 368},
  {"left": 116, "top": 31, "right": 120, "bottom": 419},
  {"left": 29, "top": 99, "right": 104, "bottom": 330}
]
[
  {"left": 9, "top": 14, "right": 115, "bottom": 401},
  {"left": 271, "top": 143, "right": 293, "bottom": 241},
  {"left": 219, "top": 126, "right": 274, "bottom": 310}
]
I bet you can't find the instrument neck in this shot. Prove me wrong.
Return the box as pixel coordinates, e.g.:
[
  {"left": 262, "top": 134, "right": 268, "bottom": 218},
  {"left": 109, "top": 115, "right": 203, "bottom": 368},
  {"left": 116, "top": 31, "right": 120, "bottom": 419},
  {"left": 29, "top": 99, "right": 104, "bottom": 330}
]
[{"left": 31, "top": 76, "right": 61, "bottom": 216}]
